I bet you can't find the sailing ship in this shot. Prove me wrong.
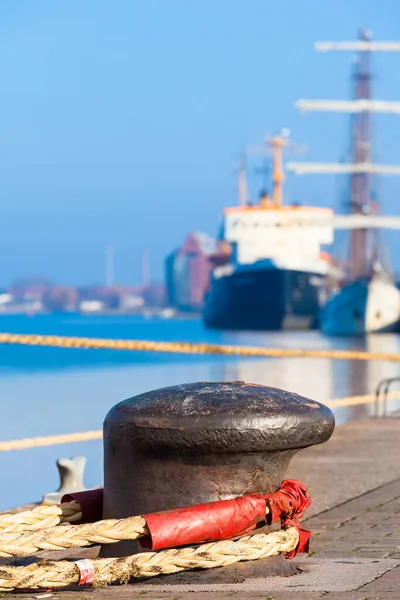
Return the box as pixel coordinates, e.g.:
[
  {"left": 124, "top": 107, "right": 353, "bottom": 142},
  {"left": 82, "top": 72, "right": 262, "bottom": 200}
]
[
  {"left": 287, "top": 29, "right": 400, "bottom": 336},
  {"left": 203, "top": 134, "right": 336, "bottom": 331}
]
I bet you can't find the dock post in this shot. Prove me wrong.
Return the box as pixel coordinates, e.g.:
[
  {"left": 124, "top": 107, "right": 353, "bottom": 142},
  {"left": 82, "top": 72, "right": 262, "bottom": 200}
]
[{"left": 102, "top": 381, "right": 335, "bottom": 581}]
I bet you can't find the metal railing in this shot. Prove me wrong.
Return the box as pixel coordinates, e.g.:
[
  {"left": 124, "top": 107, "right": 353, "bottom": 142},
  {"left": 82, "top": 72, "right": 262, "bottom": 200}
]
[{"left": 375, "top": 377, "right": 400, "bottom": 417}]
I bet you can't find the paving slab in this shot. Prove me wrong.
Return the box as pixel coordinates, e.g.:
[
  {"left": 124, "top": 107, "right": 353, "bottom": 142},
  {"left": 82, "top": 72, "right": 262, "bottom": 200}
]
[
  {"left": 118, "top": 557, "right": 400, "bottom": 594},
  {"left": 286, "top": 417, "right": 400, "bottom": 517}
]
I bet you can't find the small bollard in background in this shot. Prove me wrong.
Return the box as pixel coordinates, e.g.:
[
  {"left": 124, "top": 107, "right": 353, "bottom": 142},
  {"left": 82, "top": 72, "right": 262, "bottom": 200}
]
[{"left": 43, "top": 456, "right": 86, "bottom": 504}]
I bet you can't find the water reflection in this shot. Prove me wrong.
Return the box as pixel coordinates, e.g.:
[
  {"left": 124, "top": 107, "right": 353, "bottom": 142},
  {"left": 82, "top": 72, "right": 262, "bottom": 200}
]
[
  {"left": 213, "top": 334, "right": 400, "bottom": 425},
  {"left": 2, "top": 318, "right": 400, "bottom": 509}
]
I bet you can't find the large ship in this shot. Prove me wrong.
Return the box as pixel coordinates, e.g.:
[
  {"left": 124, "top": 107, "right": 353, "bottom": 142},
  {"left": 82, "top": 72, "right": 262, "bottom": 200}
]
[
  {"left": 287, "top": 30, "right": 400, "bottom": 336},
  {"left": 203, "top": 134, "right": 336, "bottom": 331}
]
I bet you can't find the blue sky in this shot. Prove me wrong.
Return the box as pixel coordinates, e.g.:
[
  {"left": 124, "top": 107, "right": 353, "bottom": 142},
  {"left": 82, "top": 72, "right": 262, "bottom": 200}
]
[{"left": 1, "top": 0, "right": 400, "bottom": 285}]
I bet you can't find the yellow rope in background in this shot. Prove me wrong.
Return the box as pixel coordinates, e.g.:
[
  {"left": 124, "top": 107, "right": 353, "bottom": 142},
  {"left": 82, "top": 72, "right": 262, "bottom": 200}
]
[
  {"left": 0, "top": 331, "right": 399, "bottom": 452},
  {"left": 2, "top": 331, "right": 400, "bottom": 362},
  {"left": 0, "top": 430, "right": 102, "bottom": 452}
]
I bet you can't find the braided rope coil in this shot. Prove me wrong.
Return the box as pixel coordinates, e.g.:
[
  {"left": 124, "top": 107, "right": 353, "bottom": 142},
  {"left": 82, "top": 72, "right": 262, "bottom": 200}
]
[
  {"left": 0, "top": 481, "right": 310, "bottom": 558},
  {"left": 0, "top": 501, "right": 82, "bottom": 533},
  {"left": 0, "top": 515, "right": 148, "bottom": 557},
  {"left": 0, "top": 527, "right": 299, "bottom": 591}
]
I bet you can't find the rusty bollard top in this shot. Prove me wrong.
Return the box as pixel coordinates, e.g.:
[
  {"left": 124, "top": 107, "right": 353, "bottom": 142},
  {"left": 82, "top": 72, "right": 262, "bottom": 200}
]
[
  {"left": 102, "top": 381, "right": 334, "bottom": 570},
  {"left": 105, "top": 381, "right": 334, "bottom": 452}
]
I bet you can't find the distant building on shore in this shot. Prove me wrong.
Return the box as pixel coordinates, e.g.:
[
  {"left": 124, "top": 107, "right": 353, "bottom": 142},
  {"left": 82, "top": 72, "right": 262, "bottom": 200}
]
[
  {"left": 165, "top": 232, "right": 216, "bottom": 312},
  {"left": 1, "top": 281, "right": 166, "bottom": 315},
  {"left": 42, "top": 286, "right": 78, "bottom": 312},
  {"left": 78, "top": 286, "right": 145, "bottom": 313}
]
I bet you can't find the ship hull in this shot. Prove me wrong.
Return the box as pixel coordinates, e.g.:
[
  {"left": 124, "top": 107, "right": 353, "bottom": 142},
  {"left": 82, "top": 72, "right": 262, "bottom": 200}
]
[
  {"left": 321, "top": 276, "right": 400, "bottom": 336},
  {"left": 203, "top": 267, "right": 322, "bottom": 331}
]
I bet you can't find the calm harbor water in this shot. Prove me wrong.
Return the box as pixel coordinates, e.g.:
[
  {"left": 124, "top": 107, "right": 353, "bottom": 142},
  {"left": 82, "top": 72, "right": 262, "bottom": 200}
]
[{"left": 1, "top": 313, "right": 400, "bottom": 511}]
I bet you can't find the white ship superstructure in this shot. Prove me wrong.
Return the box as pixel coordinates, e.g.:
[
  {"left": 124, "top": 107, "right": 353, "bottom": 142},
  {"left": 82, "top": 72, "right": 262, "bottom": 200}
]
[{"left": 204, "top": 135, "right": 337, "bottom": 331}]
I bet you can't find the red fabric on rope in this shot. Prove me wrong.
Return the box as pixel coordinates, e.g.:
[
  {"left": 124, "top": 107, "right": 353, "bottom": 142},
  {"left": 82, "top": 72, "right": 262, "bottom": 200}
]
[
  {"left": 263, "top": 479, "right": 312, "bottom": 558},
  {"left": 142, "top": 479, "right": 311, "bottom": 557},
  {"left": 141, "top": 493, "right": 267, "bottom": 551},
  {"left": 61, "top": 480, "right": 311, "bottom": 558},
  {"left": 264, "top": 479, "right": 311, "bottom": 525}
]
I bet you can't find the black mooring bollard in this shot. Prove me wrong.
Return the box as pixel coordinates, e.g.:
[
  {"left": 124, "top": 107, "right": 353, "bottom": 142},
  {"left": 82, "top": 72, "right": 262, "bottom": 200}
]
[{"left": 102, "top": 381, "right": 335, "bottom": 581}]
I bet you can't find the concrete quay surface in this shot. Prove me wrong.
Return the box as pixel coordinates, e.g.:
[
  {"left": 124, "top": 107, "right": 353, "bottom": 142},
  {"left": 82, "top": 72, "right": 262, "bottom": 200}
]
[{"left": 7, "top": 416, "right": 400, "bottom": 600}]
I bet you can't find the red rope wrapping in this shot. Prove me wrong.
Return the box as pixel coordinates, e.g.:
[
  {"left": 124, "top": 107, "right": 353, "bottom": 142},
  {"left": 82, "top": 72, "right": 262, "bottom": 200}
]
[
  {"left": 141, "top": 494, "right": 267, "bottom": 551},
  {"left": 264, "top": 479, "right": 311, "bottom": 558},
  {"left": 62, "top": 479, "right": 311, "bottom": 558}
]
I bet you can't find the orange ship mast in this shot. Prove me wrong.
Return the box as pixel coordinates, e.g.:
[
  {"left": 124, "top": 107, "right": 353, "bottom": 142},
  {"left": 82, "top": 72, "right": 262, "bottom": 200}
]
[{"left": 246, "top": 130, "right": 293, "bottom": 209}]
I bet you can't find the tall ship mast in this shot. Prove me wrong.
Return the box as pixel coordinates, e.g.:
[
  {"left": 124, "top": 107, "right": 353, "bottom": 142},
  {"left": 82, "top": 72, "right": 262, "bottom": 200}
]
[
  {"left": 287, "top": 29, "right": 400, "bottom": 335},
  {"left": 203, "top": 132, "right": 336, "bottom": 331}
]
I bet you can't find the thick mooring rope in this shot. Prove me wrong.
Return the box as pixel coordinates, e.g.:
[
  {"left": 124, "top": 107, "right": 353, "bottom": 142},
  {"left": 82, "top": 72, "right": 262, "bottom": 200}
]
[
  {"left": 0, "top": 501, "right": 82, "bottom": 533},
  {"left": 0, "top": 515, "right": 149, "bottom": 557},
  {"left": 0, "top": 527, "right": 299, "bottom": 591},
  {"left": 1, "top": 331, "right": 400, "bottom": 362}
]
